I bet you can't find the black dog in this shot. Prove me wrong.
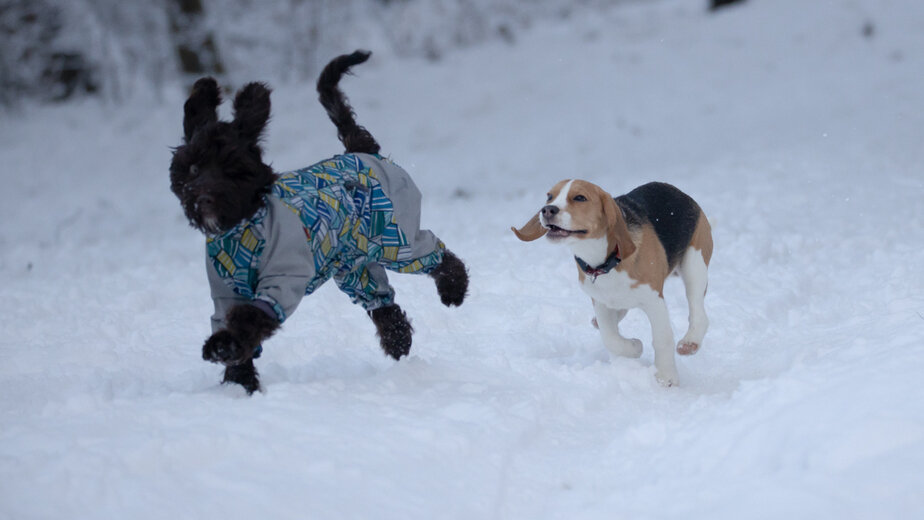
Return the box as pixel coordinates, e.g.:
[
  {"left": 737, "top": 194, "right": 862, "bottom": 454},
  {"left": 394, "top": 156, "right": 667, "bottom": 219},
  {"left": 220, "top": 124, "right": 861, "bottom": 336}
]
[{"left": 170, "top": 51, "right": 468, "bottom": 393}]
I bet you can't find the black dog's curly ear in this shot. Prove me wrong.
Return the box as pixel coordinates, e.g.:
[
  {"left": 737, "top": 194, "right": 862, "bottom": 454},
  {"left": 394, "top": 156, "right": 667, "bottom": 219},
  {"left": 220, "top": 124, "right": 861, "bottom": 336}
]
[
  {"left": 183, "top": 77, "right": 221, "bottom": 142},
  {"left": 232, "top": 82, "right": 271, "bottom": 144}
]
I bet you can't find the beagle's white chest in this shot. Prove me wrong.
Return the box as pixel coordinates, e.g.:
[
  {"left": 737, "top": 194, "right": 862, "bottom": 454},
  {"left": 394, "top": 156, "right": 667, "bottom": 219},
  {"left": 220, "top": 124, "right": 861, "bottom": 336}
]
[{"left": 579, "top": 269, "right": 656, "bottom": 310}]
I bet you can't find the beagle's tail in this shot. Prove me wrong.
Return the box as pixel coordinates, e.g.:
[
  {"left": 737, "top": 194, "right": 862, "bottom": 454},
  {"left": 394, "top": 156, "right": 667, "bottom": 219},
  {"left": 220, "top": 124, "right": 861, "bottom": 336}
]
[{"left": 317, "top": 50, "right": 380, "bottom": 155}]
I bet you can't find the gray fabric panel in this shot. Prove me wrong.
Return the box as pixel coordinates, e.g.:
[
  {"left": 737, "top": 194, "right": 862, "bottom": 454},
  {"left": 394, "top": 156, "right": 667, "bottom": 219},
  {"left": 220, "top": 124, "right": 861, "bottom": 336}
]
[
  {"left": 355, "top": 153, "right": 443, "bottom": 260},
  {"left": 362, "top": 261, "right": 395, "bottom": 310},
  {"left": 207, "top": 251, "right": 248, "bottom": 333},
  {"left": 252, "top": 195, "right": 316, "bottom": 321},
  {"left": 250, "top": 299, "right": 278, "bottom": 321},
  {"left": 208, "top": 195, "right": 316, "bottom": 330}
]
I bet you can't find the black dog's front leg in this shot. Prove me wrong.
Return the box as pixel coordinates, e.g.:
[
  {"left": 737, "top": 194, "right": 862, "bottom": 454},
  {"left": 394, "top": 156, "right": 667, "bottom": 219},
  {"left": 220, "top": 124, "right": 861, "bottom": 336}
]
[
  {"left": 203, "top": 304, "right": 279, "bottom": 364},
  {"left": 223, "top": 360, "right": 261, "bottom": 394},
  {"left": 203, "top": 304, "right": 279, "bottom": 392}
]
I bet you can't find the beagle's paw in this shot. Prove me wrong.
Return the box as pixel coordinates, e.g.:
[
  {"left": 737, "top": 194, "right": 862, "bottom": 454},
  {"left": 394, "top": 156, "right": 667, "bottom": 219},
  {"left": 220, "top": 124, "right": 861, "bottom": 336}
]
[
  {"left": 601, "top": 330, "right": 643, "bottom": 358},
  {"left": 655, "top": 370, "right": 679, "bottom": 387},
  {"left": 608, "top": 338, "right": 643, "bottom": 358},
  {"left": 677, "top": 341, "right": 700, "bottom": 356}
]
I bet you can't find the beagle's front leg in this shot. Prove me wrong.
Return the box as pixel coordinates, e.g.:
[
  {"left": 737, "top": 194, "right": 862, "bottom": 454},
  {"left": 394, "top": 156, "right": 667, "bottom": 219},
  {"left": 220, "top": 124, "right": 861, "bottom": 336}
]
[
  {"left": 592, "top": 299, "right": 643, "bottom": 358},
  {"left": 641, "top": 297, "right": 679, "bottom": 387}
]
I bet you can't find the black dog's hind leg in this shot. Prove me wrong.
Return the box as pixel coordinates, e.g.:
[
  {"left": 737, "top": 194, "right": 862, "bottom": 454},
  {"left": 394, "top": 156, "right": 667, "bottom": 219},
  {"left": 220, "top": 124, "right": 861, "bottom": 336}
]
[
  {"left": 369, "top": 304, "right": 413, "bottom": 360},
  {"left": 203, "top": 304, "right": 280, "bottom": 393},
  {"left": 429, "top": 249, "right": 469, "bottom": 307}
]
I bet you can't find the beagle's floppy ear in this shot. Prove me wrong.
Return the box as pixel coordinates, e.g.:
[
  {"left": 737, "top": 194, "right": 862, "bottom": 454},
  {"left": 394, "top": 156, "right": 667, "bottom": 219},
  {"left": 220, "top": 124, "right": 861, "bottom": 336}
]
[
  {"left": 511, "top": 213, "right": 547, "bottom": 242},
  {"left": 601, "top": 193, "right": 637, "bottom": 258}
]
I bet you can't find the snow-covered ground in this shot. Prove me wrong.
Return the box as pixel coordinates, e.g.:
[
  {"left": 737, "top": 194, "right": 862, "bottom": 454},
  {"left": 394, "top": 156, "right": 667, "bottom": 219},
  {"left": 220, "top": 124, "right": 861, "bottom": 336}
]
[{"left": 2, "top": 0, "right": 924, "bottom": 518}]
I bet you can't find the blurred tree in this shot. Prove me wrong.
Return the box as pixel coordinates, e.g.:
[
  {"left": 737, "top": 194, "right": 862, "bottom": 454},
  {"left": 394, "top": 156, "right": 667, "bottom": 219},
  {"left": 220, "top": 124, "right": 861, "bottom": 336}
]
[
  {"left": 167, "top": 0, "right": 224, "bottom": 86},
  {"left": 0, "top": 0, "right": 98, "bottom": 104},
  {"left": 0, "top": 0, "right": 638, "bottom": 105},
  {"left": 710, "top": 0, "right": 746, "bottom": 11}
]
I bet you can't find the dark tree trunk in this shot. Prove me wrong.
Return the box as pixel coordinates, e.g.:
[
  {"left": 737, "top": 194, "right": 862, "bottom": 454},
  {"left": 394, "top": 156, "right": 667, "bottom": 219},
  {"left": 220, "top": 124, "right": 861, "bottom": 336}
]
[
  {"left": 167, "top": 0, "right": 225, "bottom": 85},
  {"left": 0, "top": 0, "right": 99, "bottom": 104},
  {"left": 710, "top": 0, "right": 746, "bottom": 11}
]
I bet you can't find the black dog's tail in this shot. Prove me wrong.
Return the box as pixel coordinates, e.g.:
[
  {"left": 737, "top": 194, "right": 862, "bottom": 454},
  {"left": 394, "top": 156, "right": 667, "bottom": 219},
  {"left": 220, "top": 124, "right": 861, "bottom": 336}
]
[{"left": 317, "top": 50, "right": 380, "bottom": 155}]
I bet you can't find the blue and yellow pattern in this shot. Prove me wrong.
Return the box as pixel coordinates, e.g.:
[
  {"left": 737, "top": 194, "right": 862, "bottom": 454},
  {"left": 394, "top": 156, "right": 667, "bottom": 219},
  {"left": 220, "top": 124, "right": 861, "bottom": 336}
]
[
  {"left": 206, "top": 214, "right": 267, "bottom": 299},
  {"left": 206, "top": 154, "right": 444, "bottom": 319}
]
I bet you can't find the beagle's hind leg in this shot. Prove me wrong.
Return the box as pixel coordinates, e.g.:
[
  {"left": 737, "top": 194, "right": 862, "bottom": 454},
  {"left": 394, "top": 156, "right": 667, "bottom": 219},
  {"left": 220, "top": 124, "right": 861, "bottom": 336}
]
[
  {"left": 677, "top": 246, "right": 709, "bottom": 356},
  {"left": 641, "top": 297, "right": 679, "bottom": 387}
]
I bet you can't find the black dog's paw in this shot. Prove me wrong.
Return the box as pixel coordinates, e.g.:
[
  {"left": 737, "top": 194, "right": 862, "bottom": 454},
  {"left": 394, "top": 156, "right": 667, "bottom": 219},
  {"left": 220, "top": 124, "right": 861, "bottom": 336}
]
[
  {"left": 223, "top": 359, "right": 261, "bottom": 394},
  {"left": 369, "top": 304, "right": 413, "bottom": 360},
  {"left": 202, "top": 330, "right": 248, "bottom": 365},
  {"left": 430, "top": 250, "right": 469, "bottom": 307}
]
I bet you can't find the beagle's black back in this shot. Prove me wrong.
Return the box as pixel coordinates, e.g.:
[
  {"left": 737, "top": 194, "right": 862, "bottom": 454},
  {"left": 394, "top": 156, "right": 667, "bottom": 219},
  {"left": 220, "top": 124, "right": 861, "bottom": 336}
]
[{"left": 615, "top": 182, "right": 700, "bottom": 270}]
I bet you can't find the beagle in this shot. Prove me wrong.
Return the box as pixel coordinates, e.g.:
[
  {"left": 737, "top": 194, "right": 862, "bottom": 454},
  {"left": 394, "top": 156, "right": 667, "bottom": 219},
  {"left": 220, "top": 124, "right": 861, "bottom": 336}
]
[{"left": 512, "top": 180, "right": 713, "bottom": 386}]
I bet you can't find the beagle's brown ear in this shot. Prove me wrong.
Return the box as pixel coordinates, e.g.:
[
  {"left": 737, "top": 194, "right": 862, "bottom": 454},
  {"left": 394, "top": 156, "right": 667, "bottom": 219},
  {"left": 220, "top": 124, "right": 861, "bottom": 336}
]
[
  {"left": 601, "top": 194, "right": 637, "bottom": 259},
  {"left": 511, "top": 213, "right": 547, "bottom": 242}
]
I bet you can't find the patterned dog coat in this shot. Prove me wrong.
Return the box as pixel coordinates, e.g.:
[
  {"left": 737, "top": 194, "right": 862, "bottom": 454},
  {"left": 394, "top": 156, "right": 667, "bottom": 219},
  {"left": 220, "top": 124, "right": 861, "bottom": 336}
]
[{"left": 206, "top": 153, "right": 445, "bottom": 334}]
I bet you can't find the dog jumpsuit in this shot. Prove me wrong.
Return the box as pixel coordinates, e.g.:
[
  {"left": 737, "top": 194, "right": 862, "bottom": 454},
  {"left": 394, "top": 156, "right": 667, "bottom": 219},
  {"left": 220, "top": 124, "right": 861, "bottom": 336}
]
[{"left": 205, "top": 153, "right": 445, "bottom": 337}]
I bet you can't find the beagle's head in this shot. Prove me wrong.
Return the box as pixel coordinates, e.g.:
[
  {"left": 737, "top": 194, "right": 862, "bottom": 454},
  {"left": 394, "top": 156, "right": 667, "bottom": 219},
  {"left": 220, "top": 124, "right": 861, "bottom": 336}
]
[{"left": 512, "top": 179, "right": 637, "bottom": 256}]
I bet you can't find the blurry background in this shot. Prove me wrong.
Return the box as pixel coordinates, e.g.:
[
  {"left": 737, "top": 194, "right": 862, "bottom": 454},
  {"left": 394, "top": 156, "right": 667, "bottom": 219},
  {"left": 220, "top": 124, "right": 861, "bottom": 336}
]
[
  {"left": 1, "top": 0, "right": 655, "bottom": 104},
  {"left": 2, "top": 1, "right": 924, "bottom": 519}
]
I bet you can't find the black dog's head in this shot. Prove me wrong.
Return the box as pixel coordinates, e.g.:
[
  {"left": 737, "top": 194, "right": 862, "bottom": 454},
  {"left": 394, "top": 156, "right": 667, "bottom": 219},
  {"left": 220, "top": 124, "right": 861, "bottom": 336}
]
[{"left": 169, "top": 78, "right": 277, "bottom": 235}]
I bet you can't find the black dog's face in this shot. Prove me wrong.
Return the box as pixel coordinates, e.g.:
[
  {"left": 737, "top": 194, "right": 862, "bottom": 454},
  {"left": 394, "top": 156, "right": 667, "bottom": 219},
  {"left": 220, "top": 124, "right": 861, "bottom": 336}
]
[{"left": 170, "top": 78, "right": 277, "bottom": 235}]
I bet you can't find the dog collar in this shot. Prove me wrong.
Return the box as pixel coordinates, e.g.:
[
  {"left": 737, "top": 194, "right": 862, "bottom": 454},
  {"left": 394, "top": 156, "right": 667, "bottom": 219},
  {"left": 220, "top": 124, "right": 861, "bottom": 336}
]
[{"left": 575, "top": 246, "right": 621, "bottom": 282}]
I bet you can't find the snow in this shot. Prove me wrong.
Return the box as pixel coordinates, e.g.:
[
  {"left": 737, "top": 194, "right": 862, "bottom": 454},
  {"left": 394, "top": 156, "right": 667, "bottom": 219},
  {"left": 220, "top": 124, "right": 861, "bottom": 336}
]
[{"left": 2, "top": 0, "right": 924, "bottom": 518}]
